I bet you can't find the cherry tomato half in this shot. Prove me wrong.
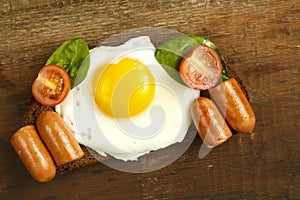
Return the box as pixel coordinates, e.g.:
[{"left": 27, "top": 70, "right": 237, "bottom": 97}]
[
  {"left": 32, "top": 64, "right": 70, "bottom": 107},
  {"left": 179, "top": 45, "right": 222, "bottom": 90}
]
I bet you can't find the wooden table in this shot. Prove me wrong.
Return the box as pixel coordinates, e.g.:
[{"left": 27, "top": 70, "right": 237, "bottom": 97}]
[{"left": 1, "top": 0, "right": 299, "bottom": 199}]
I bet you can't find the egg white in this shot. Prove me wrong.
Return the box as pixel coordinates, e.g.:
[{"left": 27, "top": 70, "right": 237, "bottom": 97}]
[{"left": 56, "top": 36, "right": 200, "bottom": 161}]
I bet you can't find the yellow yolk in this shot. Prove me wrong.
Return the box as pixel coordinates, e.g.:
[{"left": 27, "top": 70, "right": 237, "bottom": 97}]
[{"left": 95, "top": 58, "right": 155, "bottom": 118}]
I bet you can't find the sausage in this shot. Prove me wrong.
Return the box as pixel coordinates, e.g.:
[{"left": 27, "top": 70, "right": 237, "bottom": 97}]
[
  {"left": 209, "top": 77, "right": 256, "bottom": 133},
  {"left": 36, "top": 110, "right": 84, "bottom": 166},
  {"left": 10, "top": 125, "right": 56, "bottom": 182},
  {"left": 191, "top": 97, "right": 232, "bottom": 148}
]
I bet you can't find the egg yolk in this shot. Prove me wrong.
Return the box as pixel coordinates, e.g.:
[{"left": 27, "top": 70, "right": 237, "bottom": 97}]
[{"left": 95, "top": 58, "right": 155, "bottom": 118}]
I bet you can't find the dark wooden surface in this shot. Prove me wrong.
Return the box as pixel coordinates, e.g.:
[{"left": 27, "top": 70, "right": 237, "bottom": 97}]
[{"left": 0, "top": 0, "right": 299, "bottom": 199}]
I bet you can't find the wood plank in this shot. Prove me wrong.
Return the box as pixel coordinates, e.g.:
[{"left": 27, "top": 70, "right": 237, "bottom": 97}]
[{"left": 0, "top": 0, "right": 299, "bottom": 199}]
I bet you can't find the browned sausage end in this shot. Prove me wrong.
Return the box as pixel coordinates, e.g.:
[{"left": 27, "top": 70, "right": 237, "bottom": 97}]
[
  {"left": 10, "top": 125, "right": 56, "bottom": 183},
  {"left": 209, "top": 78, "right": 256, "bottom": 133},
  {"left": 36, "top": 111, "right": 84, "bottom": 166},
  {"left": 191, "top": 97, "right": 232, "bottom": 148}
]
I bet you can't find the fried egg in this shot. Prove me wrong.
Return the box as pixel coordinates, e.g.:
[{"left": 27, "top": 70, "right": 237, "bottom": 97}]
[{"left": 56, "top": 36, "right": 199, "bottom": 161}]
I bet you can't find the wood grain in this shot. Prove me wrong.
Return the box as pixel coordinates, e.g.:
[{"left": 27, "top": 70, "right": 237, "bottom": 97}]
[{"left": 0, "top": 0, "right": 299, "bottom": 199}]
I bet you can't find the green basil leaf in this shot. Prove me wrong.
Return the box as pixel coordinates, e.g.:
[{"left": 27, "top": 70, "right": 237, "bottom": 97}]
[
  {"left": 155, "top": 35, "right": 230, "bottom": 81},
  {"left": 46, "top": 38, "right": 90, "bottom": 88}
]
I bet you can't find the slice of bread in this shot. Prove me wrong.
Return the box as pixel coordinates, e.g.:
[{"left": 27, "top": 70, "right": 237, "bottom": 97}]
[{"left": 22, "top": 65, "right": 249, "bottom": 175}]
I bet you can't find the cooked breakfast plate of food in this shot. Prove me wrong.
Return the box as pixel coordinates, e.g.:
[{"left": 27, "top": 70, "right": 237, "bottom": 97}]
[{"left": 10, "top": 27, "right": 255, "bottom": 182}]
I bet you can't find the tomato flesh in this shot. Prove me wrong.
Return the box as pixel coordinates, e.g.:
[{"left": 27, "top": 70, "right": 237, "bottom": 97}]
[
  {"left": 179, "top": 45, "right": 222, "bottom": 90},
  {"left": 32, "top": 64, "right": 70, "bottom": 107}
]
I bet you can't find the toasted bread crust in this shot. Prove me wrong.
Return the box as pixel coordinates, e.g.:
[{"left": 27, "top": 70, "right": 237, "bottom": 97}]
[
  {"left": 226, "top": 65, "right": 249, "bottom": 101},
  {"left": 23, "top": 98, "right": 54, "bottom": 126}
]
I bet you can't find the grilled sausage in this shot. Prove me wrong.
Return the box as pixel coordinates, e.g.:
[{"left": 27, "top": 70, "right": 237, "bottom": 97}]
[
  {"left": 36, "top": 111, "right": 84, "bottom": 166},
  {"left": 10, "top": 125, "right": 56, "bottom": 182},
  {"left": 209, "top": 78, "right": 256, "bottom": 133},
  {"left": 191, "top": 97, "right": 232, "bottom": 148}
]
